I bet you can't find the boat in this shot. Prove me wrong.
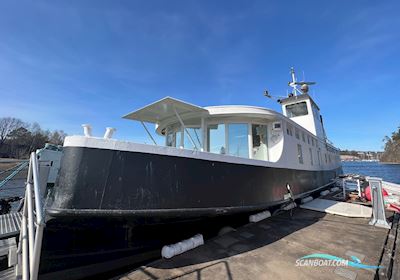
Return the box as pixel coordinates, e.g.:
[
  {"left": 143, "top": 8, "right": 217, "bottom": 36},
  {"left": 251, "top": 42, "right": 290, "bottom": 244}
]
[{"left": 39, "top": 68, "right": 342, "bottom": 279}]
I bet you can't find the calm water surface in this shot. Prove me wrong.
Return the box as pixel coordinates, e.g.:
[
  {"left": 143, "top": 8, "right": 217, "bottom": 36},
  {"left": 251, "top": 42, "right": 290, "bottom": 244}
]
[{"left": 342, "top": 161, "right": 400, "bottom": 184}]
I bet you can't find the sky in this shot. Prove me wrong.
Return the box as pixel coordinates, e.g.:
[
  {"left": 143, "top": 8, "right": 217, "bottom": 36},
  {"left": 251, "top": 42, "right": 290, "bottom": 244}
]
[{"left": 0, "top": 1, "right": 399, "bottom": 151}]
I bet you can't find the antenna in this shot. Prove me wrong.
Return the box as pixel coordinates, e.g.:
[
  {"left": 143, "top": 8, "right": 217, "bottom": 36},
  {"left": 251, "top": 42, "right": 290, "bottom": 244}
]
[
  {"left": 263, "top": 89, "right": 287, "bottom": 103},
  {"left": 288, "top": 67, "right": 299, "bottom": 96},
  {"left": 288, "top": 67, "right": 316, "bottom": 96}
]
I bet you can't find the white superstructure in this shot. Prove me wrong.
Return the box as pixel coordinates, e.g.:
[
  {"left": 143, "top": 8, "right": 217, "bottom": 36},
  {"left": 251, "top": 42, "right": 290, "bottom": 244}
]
[{"left": 119, "top": 69, "right": 341, "bottom": 173}]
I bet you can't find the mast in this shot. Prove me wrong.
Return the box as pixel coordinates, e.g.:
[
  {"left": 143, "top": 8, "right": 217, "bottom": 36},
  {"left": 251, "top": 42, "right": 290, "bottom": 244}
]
[
  {"left": 288, "top": 67, "right": 315, "bottom": 97},
  {"left": 290, "top": 67, "right": 298, "bottom": 96}
]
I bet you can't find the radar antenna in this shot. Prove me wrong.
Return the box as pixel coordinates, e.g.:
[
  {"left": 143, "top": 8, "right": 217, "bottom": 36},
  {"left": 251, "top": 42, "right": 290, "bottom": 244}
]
[{"left": 288, "top": 67, "right": 316, "bottom": 96}]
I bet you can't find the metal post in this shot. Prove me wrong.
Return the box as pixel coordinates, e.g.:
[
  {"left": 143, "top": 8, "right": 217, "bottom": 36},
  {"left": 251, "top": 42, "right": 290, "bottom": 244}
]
[
  {"left": 200, "top": 117, "right": 205, "bottom": 152},
  {"left": 30, "top": 152, "right": 46, "bottom": 279},
  {"left": 30, "top": 225, "right": 44, "bottom": 280},
  {"left": 173, "top": 107, "right": 198, "bottom": 150},
  {"left": 356, "top": 179, "right": 361, "bottom": 197},
  {"left": 140, "top": 121, "right": 157, "bottom": 146},
  {"left": 342, "top": 178, "right": 346, "bottom": 201},
  {"left": 21, "top": 206, "right": 29, "bottom": 280},
  {"left": 31, "top": 152, "right": 43, "bottom": 225},
  {"left": 26, "top": 183, "right": 35, "bottom": 273},
  {"left": 368, "top": 177, "right": 391, "bottom": 229}
]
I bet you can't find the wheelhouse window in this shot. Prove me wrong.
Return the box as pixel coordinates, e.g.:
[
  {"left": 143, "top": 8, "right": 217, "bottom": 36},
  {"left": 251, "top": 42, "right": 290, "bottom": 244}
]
[
  {"left": 207, "top": 124, "right": 226, "bottom": 154},
  {"left": 252, "top": 124, "right": 268, "bottom": 160},
  {"left": 286, "top": 102, "right": 308, "bottom": 118},
  {"left": 166, "top": 131, "right": 176, "bottom": 147},
  {"left": 227, "top": 123, "right": 249, "bottom": 158},
  {"left": 184, "top": 127, "right": 202, "bottom": 150},
  {"left": 167, "top": 125, "right": 202, "bottom": 150},
  {"left": 175, "top": 131, "right": 182, "bottom": 148}
]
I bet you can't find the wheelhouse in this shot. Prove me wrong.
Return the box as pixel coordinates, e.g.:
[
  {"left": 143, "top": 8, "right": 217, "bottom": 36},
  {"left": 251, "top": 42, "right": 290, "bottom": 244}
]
[{"left": 123, "top": 97, "right": 285, "bottom": 162}]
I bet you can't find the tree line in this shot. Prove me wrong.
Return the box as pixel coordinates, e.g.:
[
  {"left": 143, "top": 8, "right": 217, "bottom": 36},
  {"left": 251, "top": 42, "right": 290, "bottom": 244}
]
[
  {"left": 0, "top": 117, "right": 66, "bottom": 159},
  {"left": 381, "top": 126, "right": 400, "bottom": 163}
]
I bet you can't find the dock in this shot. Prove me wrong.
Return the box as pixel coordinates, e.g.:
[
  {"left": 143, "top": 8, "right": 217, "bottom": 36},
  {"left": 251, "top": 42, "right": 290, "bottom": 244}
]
[
  {"left": 116, "top": 207, "right": 399, "bottom": 280},
  {"left": 0, "top": 212, "right": 22, "bottom": 239}
]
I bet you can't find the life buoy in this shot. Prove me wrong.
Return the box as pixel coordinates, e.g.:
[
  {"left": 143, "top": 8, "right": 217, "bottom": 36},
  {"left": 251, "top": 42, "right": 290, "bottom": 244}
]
[{"left": 364, "top": 185, "right": 388, "bottom": 201}]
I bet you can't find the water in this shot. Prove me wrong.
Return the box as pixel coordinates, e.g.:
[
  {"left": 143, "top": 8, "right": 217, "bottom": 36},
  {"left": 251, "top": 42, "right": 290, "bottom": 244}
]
[{"left": 342, "top": 161, "right": 400, "bottom": 184}]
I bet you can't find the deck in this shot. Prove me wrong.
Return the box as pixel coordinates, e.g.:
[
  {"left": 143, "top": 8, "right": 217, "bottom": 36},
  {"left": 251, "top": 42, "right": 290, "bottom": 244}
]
[
  {"left": 0, "top": 213, "right": 22, "bottom": 240},
  {"left": 116, "top": 208, "right": 399, "bottom": 280}
]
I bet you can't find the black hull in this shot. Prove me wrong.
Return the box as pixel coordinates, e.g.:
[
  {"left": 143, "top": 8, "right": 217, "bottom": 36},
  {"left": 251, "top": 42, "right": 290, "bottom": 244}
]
[
  {"left": 40, "top": 146, "right": 342, "bottom": 278},
  {"left": 39, "top": 214, "right": 252, "bottom": 279},
  {"left": 47, "top": 146, "right": 341, "bottom": 217}
]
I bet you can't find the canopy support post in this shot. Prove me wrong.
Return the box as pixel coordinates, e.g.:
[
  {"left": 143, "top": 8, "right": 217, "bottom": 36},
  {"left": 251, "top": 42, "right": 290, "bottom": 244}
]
[
  {"left": 173, "top": 107, "right": 198, "bottom": 150},
  {"left": 140, "top": 121, "right": 157, "bottom": 146},
  {"left": 200, "top": 117, "right": 205, "bottom": 152}
]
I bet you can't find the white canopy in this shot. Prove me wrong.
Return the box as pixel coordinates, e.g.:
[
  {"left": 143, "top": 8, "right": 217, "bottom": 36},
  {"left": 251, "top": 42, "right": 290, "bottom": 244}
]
[{"left": 123, "top": 97, "right": 208, "bottom": 123}]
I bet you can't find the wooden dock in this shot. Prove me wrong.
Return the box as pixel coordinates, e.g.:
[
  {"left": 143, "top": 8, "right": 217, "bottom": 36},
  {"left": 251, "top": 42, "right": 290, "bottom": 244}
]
[{"left": 115, "top": 208, "right": 399, "bottom": 280}]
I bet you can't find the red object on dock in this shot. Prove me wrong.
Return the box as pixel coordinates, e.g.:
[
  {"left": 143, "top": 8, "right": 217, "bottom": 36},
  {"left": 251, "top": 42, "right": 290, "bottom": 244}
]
[
  {"left": 388, "top": 204, "right": 400, "bottom": 213},
  {"left": 365, "top": 186, "right": 388, "bottom": 201}
]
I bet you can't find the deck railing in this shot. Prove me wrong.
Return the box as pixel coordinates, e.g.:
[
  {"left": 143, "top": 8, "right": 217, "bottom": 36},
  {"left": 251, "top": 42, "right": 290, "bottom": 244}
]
[{"left": 16, "top": 151, "right": 45, "bottom": 280}]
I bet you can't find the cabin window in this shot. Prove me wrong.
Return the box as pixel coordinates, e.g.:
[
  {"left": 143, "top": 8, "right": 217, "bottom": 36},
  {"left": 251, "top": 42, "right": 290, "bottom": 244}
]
[
  {"left": 183, "top": 127, "right": 202, "bottom": 150},
  {"left": 317, "top": 150, "right": 321, "bottom": 165},
  {"left": 166, "top": 131, "right": 176, "bottom": 147},
  {"left": 286, "top": 102, "right": 308, "bottom": 117},
  {"left": 176, "top": 130, "right": 182, "bottom": 148},
  {"left": 309, "top": 148, "right": 313, "bottom": 165},
  {"left": 207, "top": 124, "right": 226, "bottom": 154},
  {"left": 252, "top": 124, "right": 268, "bottom": 160},
  {"left": 297, "top": 144, "right": 304, "bottom": 164},
  {"left": 286, "top": 124, "right": 293, "bottom": 136},
  {"left": 272, "top": 122, "right": 282, "bottom": 131},
  {"left": 166, "top": 127, "right": 182, "bottom": 148},
  {"left": 227, "top": 123, "right": 249, "bottom": 158}
]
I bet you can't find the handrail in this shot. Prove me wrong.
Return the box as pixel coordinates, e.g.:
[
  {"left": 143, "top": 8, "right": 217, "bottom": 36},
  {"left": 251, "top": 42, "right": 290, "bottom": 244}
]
[
  {"left": 0, "top": 161, "right": 29, "bottom": 189},
  {"left": 16, "top": 151, "right": 46, "bottom": 280}
]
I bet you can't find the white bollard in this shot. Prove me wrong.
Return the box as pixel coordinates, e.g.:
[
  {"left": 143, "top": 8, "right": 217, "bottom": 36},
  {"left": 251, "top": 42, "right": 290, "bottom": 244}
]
[
  {"left": 282, "top": 202, "right": 297, "bottom": 210},
  {"left": 301, "top": 196, "right": 313, "bottom": 204},
  {"left": 249, "top": 210, "right": 271, "bottom": 223},
  {"left": 161, "top": 234, "right": 204, "bottom": 259},
  {"left": 330, "top": 187, "right": 339, "bottom": 192},
  {"left": 320, "top": 190, "right": 330, "bottom": 196},
  {"left": 82, "top": 124, "right": 92, "bottom": 137},
  {"left": 103, "top": 127, "right": 116, "bottom": 139}
]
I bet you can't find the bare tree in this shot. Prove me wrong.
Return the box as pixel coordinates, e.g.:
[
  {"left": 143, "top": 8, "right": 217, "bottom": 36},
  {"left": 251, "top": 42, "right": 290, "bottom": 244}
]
[
  {"left": 0, "top": 117, "right": 24, "bottom": 148},
  {"left": 48, "top": 130, "right": 67, "bottom": 145}
]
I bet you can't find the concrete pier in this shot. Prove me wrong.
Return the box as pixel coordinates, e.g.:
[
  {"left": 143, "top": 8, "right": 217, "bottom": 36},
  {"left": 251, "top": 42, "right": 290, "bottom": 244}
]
[{"left": 116, "top": 208, "right": 399, "bottom": 280}]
